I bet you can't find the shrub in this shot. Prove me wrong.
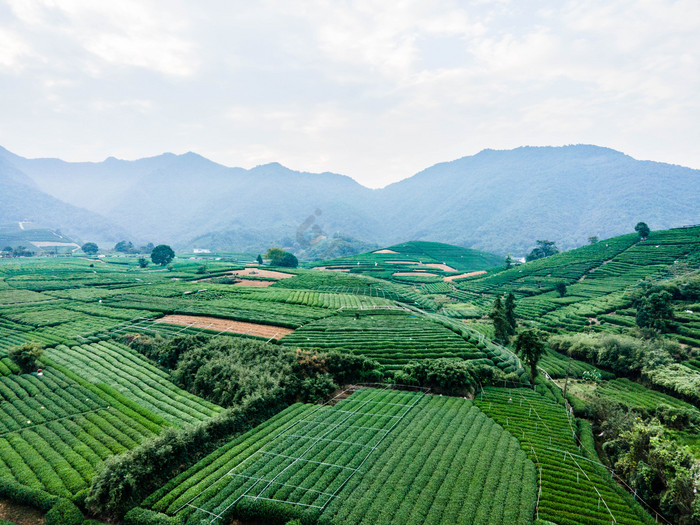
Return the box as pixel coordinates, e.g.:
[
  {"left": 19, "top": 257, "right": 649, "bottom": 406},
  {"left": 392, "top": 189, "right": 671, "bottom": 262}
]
[
  {"left": 45, "top": 499, "right": 84, "bottom": 525},
  {"left": 8, "top": 341, "right": 44, "bottom": 373}
]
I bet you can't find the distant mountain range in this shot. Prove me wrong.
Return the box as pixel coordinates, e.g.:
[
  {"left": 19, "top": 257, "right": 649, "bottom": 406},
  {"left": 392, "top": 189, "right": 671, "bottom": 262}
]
[{"left": 0, "top": 144, "right": 698, "bottom": 256}]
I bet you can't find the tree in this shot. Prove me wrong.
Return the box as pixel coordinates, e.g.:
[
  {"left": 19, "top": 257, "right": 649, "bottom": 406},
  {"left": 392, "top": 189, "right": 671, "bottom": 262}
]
[
  {"left": 151, "top": 244, "right": 175, "bottom": 266},
  {"left": 635, "top": 222, "right": 651, "bottom": 240},
  {"left": 81, "top": 242, "right": 98, "bottom": 255},
  {"left": 489, "top": 296, "right": 509, "bottom": 344},
  {"left": 505, "top": 254, "right": 513, "bottom": 269},
  {"left": 526, "top": 240, "right": 559, "bottom": 262},
  {"left": 137, "top": 257, "right": 148, "bottom": 268},
  {"left": 138, "top": 242, "right": 155, "bottom": 254},
  {"left": 114, "top": 240, "right": 136, "bottom": 253},
  {"left": 256, "top": 254, "right": 263, "bottom": 265},
  {"left": 588, "top": 236, "right": 599, "bottom": 244},
  {"left": 555, "top": 281, "right": 567, "bottom": 297},
  {"left": 636, "top": 290, "right": 674, "bottom": 331},
  {"left": 515, "top": 329, "right": 546, "bottom": 381},
  {"left": 9, "top": 342, "right": 44, "bottom": 373},
  {"left": 504, "top": 292, "right": 517, "bottom": 335},
  {"left": 266, "top": 248, "right": 298, "bottom": 268}
]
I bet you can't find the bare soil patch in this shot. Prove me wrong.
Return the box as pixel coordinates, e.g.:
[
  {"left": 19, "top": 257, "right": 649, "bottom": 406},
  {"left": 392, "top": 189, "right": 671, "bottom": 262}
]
[
  {"left": 234, "top": 279, "right": 276, "bottom": 287},
  {"left": 155, "top": 315, "right": 294, "bottom": 339},
  {"left": 373, "top": 249, "right": 398, "bottom": 254},
  {"left": 0, "top": 498, "right": 45, "bottom": 525},
  {"left": 393, "top": 271, "right": 439, "bottom": 277},
  {"left": 230, "top": 268, "right": 295, "bottom": 279},
  {"left": 444, "top": 270, "right": 487, "bottom": 282},
  {"left": 385, "top": 261, "right": 457, "bottom": 272},
  {"left": 311, "top": 266, "right": 351, "bottom": 272},
  {"left": 420, "top": 263, "right": 457, "bottom": 271}
]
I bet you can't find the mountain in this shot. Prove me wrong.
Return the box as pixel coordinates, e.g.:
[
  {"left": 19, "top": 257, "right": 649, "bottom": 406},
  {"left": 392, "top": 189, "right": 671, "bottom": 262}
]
[
  {"left": 376, "top": 145, "right": 700, "bottom": 254},
  {"left": 1, "top": 144, "right": 698, "bottom": 255},
  {"left": 0, "top": 153, "right": 130, "bottom": 245}
]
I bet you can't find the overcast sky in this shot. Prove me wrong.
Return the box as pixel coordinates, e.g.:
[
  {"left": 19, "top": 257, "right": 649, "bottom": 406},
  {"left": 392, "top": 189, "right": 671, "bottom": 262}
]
[{"left": 1, "top": 0, "right": 698, "bottom": 188}]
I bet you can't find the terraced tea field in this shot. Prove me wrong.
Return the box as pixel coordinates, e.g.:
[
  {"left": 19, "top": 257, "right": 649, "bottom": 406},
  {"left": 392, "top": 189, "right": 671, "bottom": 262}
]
[{"left": 140, "top": 388, "right": 537, "bottom": 525}]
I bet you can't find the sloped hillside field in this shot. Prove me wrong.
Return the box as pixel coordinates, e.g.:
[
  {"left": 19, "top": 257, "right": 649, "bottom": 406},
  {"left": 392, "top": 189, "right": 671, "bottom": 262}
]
[{"left": 140, "top": 387, "right": 537, "bottom": 525}]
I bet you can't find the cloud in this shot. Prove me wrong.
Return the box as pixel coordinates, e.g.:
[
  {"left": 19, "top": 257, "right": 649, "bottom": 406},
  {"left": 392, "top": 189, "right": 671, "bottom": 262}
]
[{"left": 5, "top": 0, "right": 197, "bottom": 76}]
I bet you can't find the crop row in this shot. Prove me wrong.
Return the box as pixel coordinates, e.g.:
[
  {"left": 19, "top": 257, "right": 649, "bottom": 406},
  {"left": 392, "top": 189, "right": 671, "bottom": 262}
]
[
  {"left": 280, "top": 314, "right": 486, "bottom": 371},
  {"left": 0, "top": 367, "right": 163, "bottom": 497},
  {"left": 143, "top": 389, "right": 536, "bottom": 525},
  {"left": 44, "top": 341, "right": 222, "bottom": 427},
  {"left": 475, "top": 387, "right": 655, "bottom": 525}
]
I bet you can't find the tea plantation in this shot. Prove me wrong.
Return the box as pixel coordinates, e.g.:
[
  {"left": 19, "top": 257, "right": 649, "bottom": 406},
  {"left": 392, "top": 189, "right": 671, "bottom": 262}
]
[{"left": 0, "top": 226, "right": 698, "bottom": 524}]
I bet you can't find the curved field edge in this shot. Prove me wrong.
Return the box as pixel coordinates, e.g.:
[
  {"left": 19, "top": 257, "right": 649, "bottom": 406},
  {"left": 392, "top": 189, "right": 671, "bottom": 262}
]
[{"left": 138, "top": 390, "right": 537, "bottom": 525}]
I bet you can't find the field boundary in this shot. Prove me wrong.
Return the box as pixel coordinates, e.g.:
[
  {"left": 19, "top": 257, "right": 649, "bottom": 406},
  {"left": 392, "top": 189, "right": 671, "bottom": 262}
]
[{"left": 179, "top": 384, "right": 428, "bottom": 522}]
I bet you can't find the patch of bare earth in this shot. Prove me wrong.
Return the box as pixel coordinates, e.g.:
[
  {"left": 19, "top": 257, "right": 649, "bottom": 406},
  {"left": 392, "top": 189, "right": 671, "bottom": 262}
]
[
  {"left": 0, "top": 498, "right": 45, "bottom": 525},
  {"left": 385, "top": 261, "right": 457, "bottom": 272},
  {"left": 393, "top": 271, "right": 439, "bottom": 277},
  {"left": 444, "top": 270, "right": 487, "bottom": 282},
  {"left": 231, "top": 268, "right": 295, "bottom": 279},
  {"left": 373, "top": 249, "right": 398, "bottom": 254},
  {"left": 311, "top": 266, "right": 351, "bottom": 271},
  {"left": 155, "top": 315, "right": 294, "bottom": 339}
]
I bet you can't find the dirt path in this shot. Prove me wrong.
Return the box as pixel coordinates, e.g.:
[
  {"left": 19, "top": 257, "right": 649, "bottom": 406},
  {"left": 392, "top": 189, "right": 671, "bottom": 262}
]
[
  {"left": 444, "top": 270, "right": 487, "bottom": 282},
  {"left": 393, "top": 271, "right": 439, "bottom": 277},
  {"left": 373, "top": 249, "right": 398, "bottom": 254},
  {"left": 155, "top": 315, "right": 295, "bottom": 339}
]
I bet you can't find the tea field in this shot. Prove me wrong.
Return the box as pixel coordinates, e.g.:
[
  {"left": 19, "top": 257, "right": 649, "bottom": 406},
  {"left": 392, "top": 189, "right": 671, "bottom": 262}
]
[{"left": 0, "top": 227, "right": 697, "bottom": 524}]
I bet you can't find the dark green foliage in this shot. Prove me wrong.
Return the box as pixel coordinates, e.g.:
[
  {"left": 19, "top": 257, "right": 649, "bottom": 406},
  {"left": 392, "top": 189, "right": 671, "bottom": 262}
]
[
  {"left": 8, "top": 341, "right": 43, "bottom": 373},
  {"left": 115, "top": 240, "right": 136, "bottom": 253},
  {"left": 555, "top": 281, "right": 567, "bottom": 297},
  {"left": 151, "top": 245, "right": 175, "bottom": 266},
  {"left": 504, "top": 292, "right": 517, "bottom": 335},
  {"left": 636, "top": 289, "right": 674, "bottom": 331},
  {"left": 125, "top": 334, "right": 380, "bottom": 408},
  {"left": 45, "top": 498, "right": 84, "bottom": 525},
  {"left": 514, "top": 329, "right": 545, "bottom": 380},
  {"left": 394, "top": 358, "right": 500, "bottom": 394},
  {"left": 257, "top": 254, "right": 263, "bottom": 265},
  {"left": 526, "top": 240, "right": 559, "bottom": 262},
  {"left": 635, "top": 221, "right": 651, "bottom": 239},
  {"left": 138, "top": 257, "right": 148, "bottom": 268},
  {"left": 505, "top": 254, "right": 512, "bottom": 269},
  {"left": 489, "top": 296, "right": 509, "bottom": 344},
  {"left": 81, "top": 242, "right": 98, "bottom": 255},
  {"left": 267, "top": 247, "right": 298, "bottom": 268}
]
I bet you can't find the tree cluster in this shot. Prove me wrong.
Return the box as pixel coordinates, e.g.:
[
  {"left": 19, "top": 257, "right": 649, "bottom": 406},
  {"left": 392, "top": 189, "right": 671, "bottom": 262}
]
[
  {"left": 526, "top": 240, "right": 559, "bottom": 262},
  {"left": 8, "top": 342, "right": 44, "bottom": 373},
  {"left": 113, "top": 241, "right": 155, "bottom": 254},
  {"left": 266, "top": 247, "right": 299, "bottom": 268},
  {"left": 588, "top": 399, "right": 700, "bottom": 523},
  {"left": 1, "top": 246, "right": 34, "bottom": 258},
  {"left": 489, "top": 293, "right": 517, "bottom": 345}
]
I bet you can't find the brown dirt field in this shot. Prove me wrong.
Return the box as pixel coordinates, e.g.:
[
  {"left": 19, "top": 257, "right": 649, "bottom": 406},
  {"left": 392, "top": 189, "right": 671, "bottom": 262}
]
[
  {"left": 230, "top": 268, "right": 295, "bottom": 279},
  {"left": 420, "top": 263, "right": 457, "bottom": 271},
  {"left": 234, "top": 279, "right": 276, "bottom": 287},
  {"left": 0, "top": 498, "right": 45, "bottom": 524},
  {"left": 385, "top": 261, "right": 456, "bottom": 272},
  {"left": 393, "top": 271, "right": 439, "bottom": 277},
  {"left": 373, "top": 249, "right": 398, "bottom": 254},
  {"left": 311, "top": 267, "right": 351, "bottom": 271},
  {"left": 155, "top": 315, "right": 295, "bottom": 339},
  {"left": 444, "top": 270, "right": 487, "bottom": 282}
]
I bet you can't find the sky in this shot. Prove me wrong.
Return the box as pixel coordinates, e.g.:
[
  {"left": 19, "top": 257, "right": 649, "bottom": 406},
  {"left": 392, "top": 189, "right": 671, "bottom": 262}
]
[{"left": 0, "top": 0, "right": 698, "bottom": 188}]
